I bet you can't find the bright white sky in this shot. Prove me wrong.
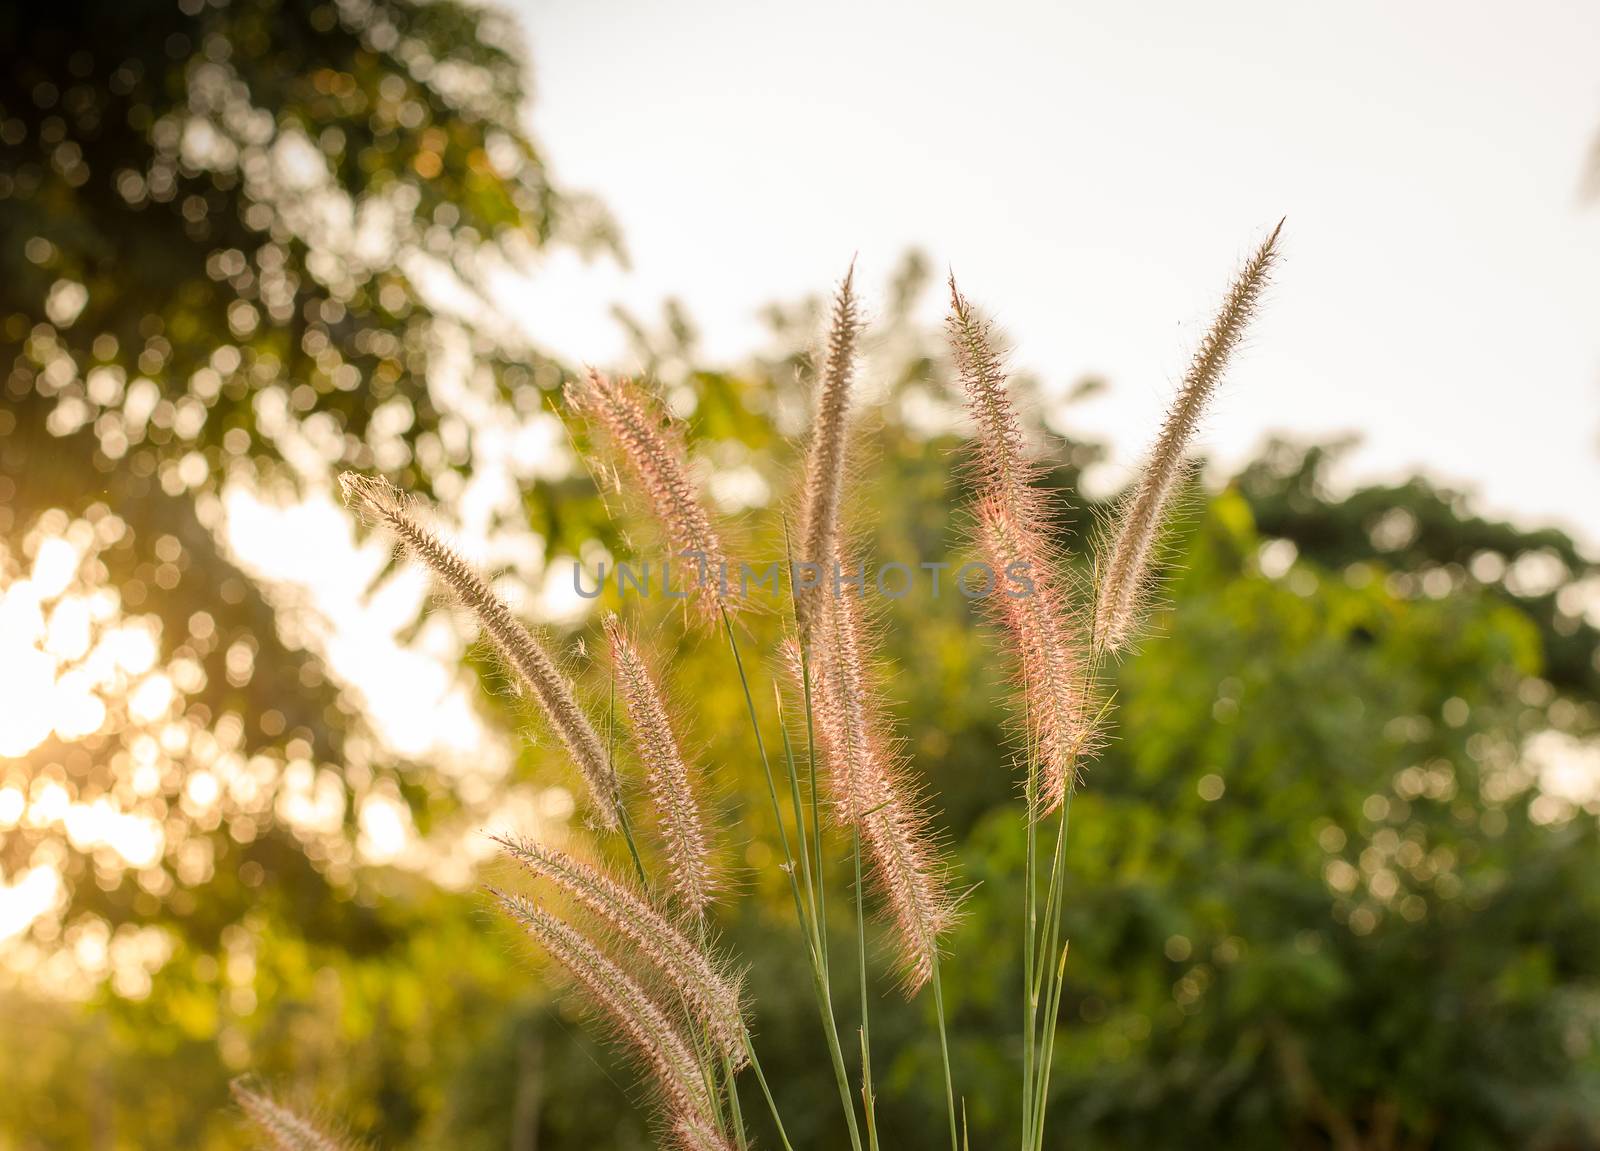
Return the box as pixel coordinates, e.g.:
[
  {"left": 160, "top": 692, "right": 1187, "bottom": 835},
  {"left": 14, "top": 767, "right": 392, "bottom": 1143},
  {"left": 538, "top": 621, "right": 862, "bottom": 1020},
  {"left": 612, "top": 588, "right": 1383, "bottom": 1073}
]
[{"left": 504, "top": 0, "right": 1600, "bottom": 550}]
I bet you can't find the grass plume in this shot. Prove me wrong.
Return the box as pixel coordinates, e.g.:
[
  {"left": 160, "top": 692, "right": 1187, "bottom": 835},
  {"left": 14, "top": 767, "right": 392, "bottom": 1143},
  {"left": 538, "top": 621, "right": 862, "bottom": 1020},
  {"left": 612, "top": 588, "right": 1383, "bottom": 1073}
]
[
  {"left": 805, "top": 568, "right": 954, "bottom": 992},
  {"left": 231, "top": 1079, "right": 353, "bottom": 1151},
  {"left": 566, "top": 370, "right": 733, "bottom": 620},
  {"left": 1093, "top": 221, "right": 1283, "bottom": 654},
  {"left": 796, "top": 262, "right": 861, "bottom": 633},
  {"left": 788, "top": 270, "right": 955, "bottom": 992},
  {"left": 339, "top": 473, "right": 620, "bottom": 827},
  {"left": 946, "top": 280, "right": 1096, "bottom": 811},
  {"left": 491, "top": 890, "right": 721, "bottom": 1131},
  {"left": 947, "top": 277, "right": 1041, "bottom": 522},
  {"left": 974, "top": 496, "right": 1097, "bottom": 810},
  {"left": 604, "top": 613, "right": 716, "bottom": 914},
  {"left": 490, "top": 833, "right": 747, "bottom": 1068},
  {"left": 673, "top": 1112, "right": 739, "bottom": 1151}
]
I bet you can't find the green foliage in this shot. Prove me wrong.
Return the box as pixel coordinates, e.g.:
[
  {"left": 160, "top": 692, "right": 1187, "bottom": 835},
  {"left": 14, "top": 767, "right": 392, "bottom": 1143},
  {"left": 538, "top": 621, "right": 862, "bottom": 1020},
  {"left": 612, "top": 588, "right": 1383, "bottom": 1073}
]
[
  {"left": 1238, "top": 438, "right": 1600, "bottom": 703},
  {"left": 976, "top": 490, "right": 1600, "bottom": 1148}
]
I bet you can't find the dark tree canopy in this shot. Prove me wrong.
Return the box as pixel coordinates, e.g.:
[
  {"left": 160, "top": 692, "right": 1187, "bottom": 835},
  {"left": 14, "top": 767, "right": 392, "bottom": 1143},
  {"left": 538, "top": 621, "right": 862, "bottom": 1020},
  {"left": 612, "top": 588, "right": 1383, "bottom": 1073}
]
[{"left": 0, "top": 0, "right": 611, "bottom": 953}]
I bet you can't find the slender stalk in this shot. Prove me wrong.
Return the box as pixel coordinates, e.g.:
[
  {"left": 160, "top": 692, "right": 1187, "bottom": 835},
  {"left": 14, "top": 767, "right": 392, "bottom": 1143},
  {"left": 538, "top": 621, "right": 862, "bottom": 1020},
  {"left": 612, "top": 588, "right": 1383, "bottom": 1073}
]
[
  {"left": 1031, "top": 802, "right": 1070, "bottom": 1006},
  {"left": 801, "top": 636, "right": 829, "bottom": 982},
  {"left": 806, "top": 656, "right": 832, "bottom": 973},
  {"left": 776, "top": 671, "right": 873, "bottom": 1144},
  {"left": 687, "top": 917, "right": 734, "bottom": 1146},
  {"left": 853, "top": 826, "right": 879, "bottom": 1151},
  {"left": 606, "top": 678, "right": 649, "bottom": 888},
  {"left": 856, "top": 1029, "right": 878, "bottom": 1151},
  {"left": 1028, "top": 676, "right": 1108, "bottom": 1148},
  {"left": 721, "top": 605, "right": 864, "bottom": 1151},
  {"left": 796, "top": 863, "right": 863, "bottom": 1148},
  {"left": 722, "top": 1050, "right": 748, "bottom": 1151},
  {"left": 1029, "top": 793, "right": 1073, "bottom": 1151},
  {"left": 615, "top": 806, "right": 649, "bottom": 891},
  {"left": 1021, "top": 691, "right": 1038, "bottom": 1150},
  {"left": 1033, "top": 940, "right": 1071, "bottom": 1151},
  {"left": 783, "top": 515, "right": 830, "bottom": 982},
  {"left": 775, "top": 684, "right": 821, "bottom": 945},
  {"left": 930, "top": 948, "right": 959, "bottom": 1151},
  {"left": 743, "top": 1033, "right": 796, "bottom": 1151},
  {"left": 722, "top": 607, "right": 809, "bottom": 945},
  {"left": 704, "top": 1047, "right": 732, "bottom": 1146}
]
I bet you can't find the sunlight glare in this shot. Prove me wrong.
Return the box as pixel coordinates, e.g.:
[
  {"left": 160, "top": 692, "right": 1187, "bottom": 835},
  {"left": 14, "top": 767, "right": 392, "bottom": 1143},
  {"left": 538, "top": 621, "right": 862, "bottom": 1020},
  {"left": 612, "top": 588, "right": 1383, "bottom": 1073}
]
[
  {"left": 0, "top": 867, "right": 63, "bottom": 943},
  {"left": 30, "top": 537, "right": 78, "bottom": 599},
  {"left": 358, "top": 791, "right": 412, "bottom": 864}
]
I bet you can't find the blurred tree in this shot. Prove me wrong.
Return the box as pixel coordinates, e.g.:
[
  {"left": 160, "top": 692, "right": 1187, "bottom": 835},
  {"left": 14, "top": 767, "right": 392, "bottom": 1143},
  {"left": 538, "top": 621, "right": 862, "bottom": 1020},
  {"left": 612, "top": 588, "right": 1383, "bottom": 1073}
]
[
  {"left": 1237, "top": 439, "right": 1600, "bottom": 709},
  {"left": 0, "top": 1, "right": 621, "bottom": 1144},
  {"left": 0, "top": 0, "right": 616, "bottom": 953}
]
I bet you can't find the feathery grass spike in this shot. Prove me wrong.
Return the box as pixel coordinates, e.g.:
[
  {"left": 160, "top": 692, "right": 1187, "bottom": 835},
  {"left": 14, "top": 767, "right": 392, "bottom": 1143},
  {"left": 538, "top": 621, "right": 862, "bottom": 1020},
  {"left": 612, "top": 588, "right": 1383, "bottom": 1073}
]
[
  {"left": 797, "top": 261, "right": 861, "bottom": 632},
  {"left": 974, "top": 496, "right": 1096, "bottom": 811},
  {"left": 604, "top": 613, "right": 715, "bottom": 914},
  {"left": 230, "top": 1079, "right": 351, "bottom": 1151},
  {"left": 947, "top": 277, "right": 1040, "bottom": 521},
  {"left": 566, "top": 370, "right": 733, "bottom": 620},
  {"left": 1093, "top": 221, "right": 1283, "bottom": 654},
  {"left": 491, "top": 834, "right": 747, "bottom": 1066},
  {"left": 807, "top": 567, "right": 954, "bottom": 991},
  {"left": 339, "top": 474, "right": 619, "bottom": 826},
  {"left": 946, "top": 282, "right": 1096, "bottom": 810},
  {"left": 312, "top": 235, "right": 1287, "bottom": 1149},
  {"left": 673, "top": 1112, "right": 740, "bottom": 1151},
  {"left": 492, "top": 890, "right": 719, "bottom": 1128}
]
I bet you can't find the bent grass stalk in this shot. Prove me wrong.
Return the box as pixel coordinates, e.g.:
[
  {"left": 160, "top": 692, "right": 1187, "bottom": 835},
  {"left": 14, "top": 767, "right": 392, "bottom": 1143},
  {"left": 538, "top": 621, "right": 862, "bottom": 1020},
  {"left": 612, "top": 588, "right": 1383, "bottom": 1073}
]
[{"left": 339, "top": 473, "right": 622, "bottom": 827}]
